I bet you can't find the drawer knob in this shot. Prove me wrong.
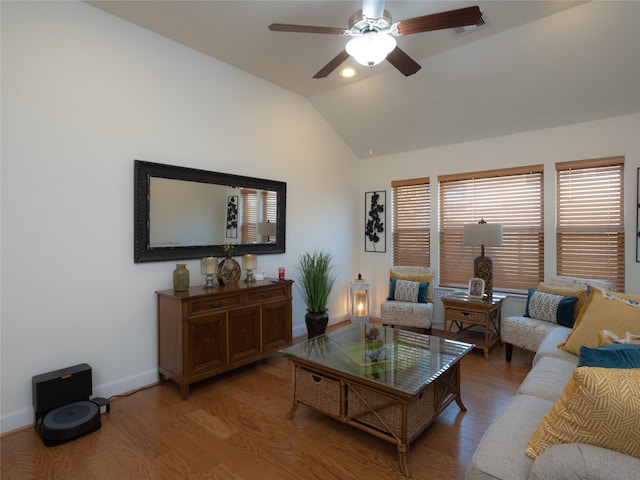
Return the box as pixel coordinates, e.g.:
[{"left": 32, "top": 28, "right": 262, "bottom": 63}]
[
  {"left": 209, "top": 301, "right": 224, "bottom": 308},
  {"left": 460, "top": 311, "right": 470, "bottom": 317},
  {"left": 261, "top": 292, "right": 272, "bottom": 298}
]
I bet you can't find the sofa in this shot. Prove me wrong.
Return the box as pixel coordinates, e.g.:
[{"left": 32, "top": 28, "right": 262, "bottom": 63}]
[{"left": 466, "top": 286, "right": 640, "bottom": 480}]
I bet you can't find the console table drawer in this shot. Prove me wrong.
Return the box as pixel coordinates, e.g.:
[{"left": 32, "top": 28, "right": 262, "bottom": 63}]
[
  {"left": 188, "top": 294, "right": 242, "bottom": 315},
  {"left": 247, "top": 284, "right": 289, "bottom": 304},
  {"left": 295, "top": 367, "right": 341, "bottom": 417}
]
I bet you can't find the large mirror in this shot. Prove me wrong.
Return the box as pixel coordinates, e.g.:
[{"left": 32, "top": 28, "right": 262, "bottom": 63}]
[{"left": 134, "top": 160, "right": 286, "bottom": 263}]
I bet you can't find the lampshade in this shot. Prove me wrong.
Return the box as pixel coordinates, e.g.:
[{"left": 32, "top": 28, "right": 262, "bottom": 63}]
[
  {"left": 463, "top": 222, "right": 503, "bottom": 247},
  {"left": 257, "top": 221, "right": 277, "bottom": 239},
  {"left": 346, "top": 32, "right": 396, "bottom": 67}
]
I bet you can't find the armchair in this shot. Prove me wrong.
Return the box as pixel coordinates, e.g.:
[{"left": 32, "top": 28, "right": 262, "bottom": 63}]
[{"left": 380, "top": 266, "right": 434, "bottom": 334}]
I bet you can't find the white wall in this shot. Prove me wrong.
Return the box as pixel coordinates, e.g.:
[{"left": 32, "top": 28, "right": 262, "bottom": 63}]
[
  {"left": 0, "top": 1, "right": 358, "bottom": 433},
  {"left": 356, "top": 114, "right": 640, "bottom": 324}
]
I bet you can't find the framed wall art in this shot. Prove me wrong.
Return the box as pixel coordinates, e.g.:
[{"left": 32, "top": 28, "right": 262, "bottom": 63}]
[
  {"left": 226, "top": 195, "right": 238, "bottom": 239},
  {"left": 365, "top": 190, "right": 386, "bottom": 253}
]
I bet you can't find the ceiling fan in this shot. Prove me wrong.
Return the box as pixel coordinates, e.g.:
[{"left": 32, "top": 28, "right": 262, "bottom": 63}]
[{"left": 268, "top": 0, "right": 482, "bottom": 79}]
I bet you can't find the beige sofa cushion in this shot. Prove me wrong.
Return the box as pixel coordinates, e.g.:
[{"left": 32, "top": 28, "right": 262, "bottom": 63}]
[{"left": 517, "top": 356, "right": 576, "bottom": 402}]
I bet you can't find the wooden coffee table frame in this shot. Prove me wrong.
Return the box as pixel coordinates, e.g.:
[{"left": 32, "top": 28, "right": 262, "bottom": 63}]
[{"left": 285, "top": 355, "right": 466, "bottom": 477}]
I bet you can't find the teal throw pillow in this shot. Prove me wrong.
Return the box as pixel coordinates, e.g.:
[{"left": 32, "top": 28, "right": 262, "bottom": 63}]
[
  {"left": 578, "top": 344, "right": 640, "bottom": 368},
  {"left": 388, "top": 278, "right": 428, "bottom": 303},
  {"left": 525, "top": 289, "right": 579, "bottom": 328}
]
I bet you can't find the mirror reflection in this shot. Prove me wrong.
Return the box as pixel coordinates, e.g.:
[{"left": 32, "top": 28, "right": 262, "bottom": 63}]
[{"left": 149, "top": 178, "right": 278, "bottom": 247}]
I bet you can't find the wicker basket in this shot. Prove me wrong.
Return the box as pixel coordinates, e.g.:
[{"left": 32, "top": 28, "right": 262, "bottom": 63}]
[
  {"left": 348, "top": 383, "right": 436, "bottom": 439},
  {"left": 294, "top": 367, "right": 341, "bottom": 417}
]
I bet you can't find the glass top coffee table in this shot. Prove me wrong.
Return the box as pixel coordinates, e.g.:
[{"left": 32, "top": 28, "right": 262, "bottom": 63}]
[{"left": 280, "top": 323, "right": 474, "bottom": 477}]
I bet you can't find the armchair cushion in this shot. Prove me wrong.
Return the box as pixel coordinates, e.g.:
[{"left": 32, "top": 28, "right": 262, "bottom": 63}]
[{"left": 388, "top": 278, "right": 428, "bottom": 303}]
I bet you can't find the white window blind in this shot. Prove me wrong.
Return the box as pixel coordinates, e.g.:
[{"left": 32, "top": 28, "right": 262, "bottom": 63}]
[
  {"left": 556, "top": 157, "right": 625, "bottom": 291},
  {"left": 391, "top": 178, "right": 430, "bottom": 266},
  {"left": 439, "top": 166, "right": 544, "bottom": 293}
]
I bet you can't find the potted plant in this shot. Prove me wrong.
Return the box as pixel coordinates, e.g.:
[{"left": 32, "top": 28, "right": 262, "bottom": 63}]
[{"left": 296, "top": 251, "right": 337, "bottom": 339}]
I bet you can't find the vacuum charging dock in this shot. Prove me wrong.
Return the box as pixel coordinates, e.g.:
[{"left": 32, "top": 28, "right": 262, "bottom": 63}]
[{"left": 32, "top": 363, "right": 103, "bottom": 446}]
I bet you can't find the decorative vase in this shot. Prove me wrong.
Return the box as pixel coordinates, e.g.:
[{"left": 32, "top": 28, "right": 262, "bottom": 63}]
[
  {"left": 173, "top": 264, "right": 190, "bottom": 292},
  {"left": 217, "top": 258, "right": 241, "bottom": 285},
  {"left": 305, "top": 311, "right": 329, "bottom": 339}
]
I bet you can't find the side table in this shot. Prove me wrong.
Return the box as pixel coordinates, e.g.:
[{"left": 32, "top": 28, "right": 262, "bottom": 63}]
[{"left": 441, "top": 292, "right": 506, "bottom": 359}]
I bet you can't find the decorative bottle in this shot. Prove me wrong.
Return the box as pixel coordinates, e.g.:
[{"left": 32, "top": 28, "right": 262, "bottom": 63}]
[{"left": 173, "top": 264, "right": 190, "bottom": 292}]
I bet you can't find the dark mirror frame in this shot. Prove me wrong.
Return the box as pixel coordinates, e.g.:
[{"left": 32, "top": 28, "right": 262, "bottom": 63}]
[{"left": 134, "top": 160, "right": 286, "bottom": 263}]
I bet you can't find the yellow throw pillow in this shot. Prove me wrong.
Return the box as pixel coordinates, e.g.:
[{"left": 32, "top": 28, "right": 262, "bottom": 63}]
[
  {"left": 559, "top": 287, "right": 640, "bottom": 355},
  {"left": 536, "top": 282, "right": 588, "bottom": 322},
  {"left": 526, "top": 366, "right": 640, "bottom": 460},
  {"left": 390, "top": 268, "right": 434, "bottom": 303}
]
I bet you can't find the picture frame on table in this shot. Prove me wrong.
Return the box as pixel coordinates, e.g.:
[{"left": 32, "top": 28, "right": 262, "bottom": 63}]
[{"left": 468, "top": 278, "right": 485, "bottom": 298}]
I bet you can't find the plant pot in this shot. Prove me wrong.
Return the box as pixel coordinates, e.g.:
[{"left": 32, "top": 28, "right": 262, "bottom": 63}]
[{"left": 305, "top": 311, "right": 329, "bottom": 339}]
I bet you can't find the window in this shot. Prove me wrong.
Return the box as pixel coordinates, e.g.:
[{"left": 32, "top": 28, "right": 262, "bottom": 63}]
[
  {"left": 391, "top": 178, "right": 430, "bottom": 266},
  {"left": 439, "top": 166, "right": 544, "bottom": 293},
  {"left": 556, "top": 157, "right": 624, "bottom": 291}
]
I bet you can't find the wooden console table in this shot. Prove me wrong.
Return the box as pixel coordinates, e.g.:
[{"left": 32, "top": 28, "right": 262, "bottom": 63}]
[
  {"left": 441, "top": 292, "right": 506, "bottom": 359},
  {"left": 156, "top": 280, "right": 292, "bottom": 399}
]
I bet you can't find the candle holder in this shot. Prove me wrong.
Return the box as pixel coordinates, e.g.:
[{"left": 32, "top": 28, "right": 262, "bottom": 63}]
[
  {"left": 242, "top": 254, "right": 258, "bottom": 282},
  {"left": 200, "top": 257, "right": 218, "bottom": 288}
]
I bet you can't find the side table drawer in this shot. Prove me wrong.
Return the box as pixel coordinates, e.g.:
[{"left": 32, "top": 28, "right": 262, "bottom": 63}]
[
  {"left": 446, "top": 308, "right": 485, "bottom": 324},
  {"left": 295, "top": 367, "right": 341, "bottom": 417}
]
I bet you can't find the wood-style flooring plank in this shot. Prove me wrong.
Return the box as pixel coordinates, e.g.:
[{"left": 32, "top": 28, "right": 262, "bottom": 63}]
[{"left": 1, "top": 335, "right": 533, "bottom": 480}]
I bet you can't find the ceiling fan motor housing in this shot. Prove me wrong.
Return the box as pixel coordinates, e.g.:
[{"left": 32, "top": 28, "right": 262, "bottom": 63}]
[{"left": 348, "top": 9, "right": 393, "bottom": 34}]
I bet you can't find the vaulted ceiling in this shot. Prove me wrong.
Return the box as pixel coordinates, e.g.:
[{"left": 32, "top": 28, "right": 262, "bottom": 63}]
[{"left": 88, "top": 1, "right": 640, "bottom": 158}]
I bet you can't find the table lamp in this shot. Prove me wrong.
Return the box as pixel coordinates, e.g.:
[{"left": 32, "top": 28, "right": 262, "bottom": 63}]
[{"left": 463, "top": 220, "right": 503, "bottom": 296}]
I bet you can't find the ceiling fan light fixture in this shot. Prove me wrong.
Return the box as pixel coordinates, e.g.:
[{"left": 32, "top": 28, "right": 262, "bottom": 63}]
[{"left": 346, "top": 31, "right": 396, "bottom": 67}]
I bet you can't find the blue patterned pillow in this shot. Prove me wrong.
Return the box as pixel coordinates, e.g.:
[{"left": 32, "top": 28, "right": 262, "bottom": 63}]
[
  {"left": 388, "top": 278, "right": 428, "bottom": 303},
  {"left": 578, "top": 344, "right": 640, "bottom": 368},
  {"left": 525, "top": 289, "right": 579, "bottom": 327}
]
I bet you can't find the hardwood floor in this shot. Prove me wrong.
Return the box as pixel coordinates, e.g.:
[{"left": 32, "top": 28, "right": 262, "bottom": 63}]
[{"left": 1, "top": 333, "right": 533, "bottom": 480}]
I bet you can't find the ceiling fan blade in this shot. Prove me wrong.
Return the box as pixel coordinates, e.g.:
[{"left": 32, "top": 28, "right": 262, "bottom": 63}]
[
  {"left": 396, "top": 6, "right": 482, "bottom": 35},
  {"left": 268, "top": 23, "right": 345, "bottom": 35},
  {"left": 362, "top": 0, "right": 385, "bottom": 19},
  {"left": 386, "top": 47, "right": 422, "bottom": 77},
  {"left": 313, "top": 50, "right": 351, "bottom": 79}
]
